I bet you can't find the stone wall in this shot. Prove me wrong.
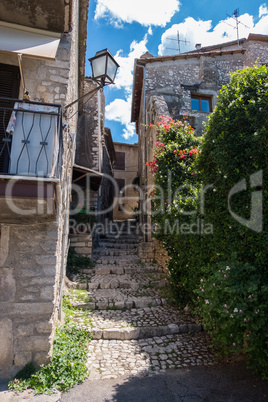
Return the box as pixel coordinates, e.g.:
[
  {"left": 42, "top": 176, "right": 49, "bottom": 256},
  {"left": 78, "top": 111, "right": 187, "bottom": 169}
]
[
  {"left": 113, "top": 143, "right": 139, "bottom": 222},
  {"left": 153, "top": 239, "right": 169, "bottom": 270},
  {"left": 244, "top": 37, "right": 268, "bottom": 66},
  {"left": 0, "top": 0, "right": 87, "bottom": 379},
  {"left": 138, "top": 238, "right": 169, "bottom": 270},
  {"left": 144, "top": 52, "right": 244, "bottom": 135},
  {"left": 0, "top": 0, "right": 66, "bottom": 32},
  {"left": 100, "top": 145, "right": 115, "bottom": 224},
  {"left": 69, "top": 234, "right": 92, "bottom": 258},
  {"left": 0, "top": 222, "right": 60, "bottom": 378},
  {"left": 76, "top": 79, "right": 105, "bottom": 172}
]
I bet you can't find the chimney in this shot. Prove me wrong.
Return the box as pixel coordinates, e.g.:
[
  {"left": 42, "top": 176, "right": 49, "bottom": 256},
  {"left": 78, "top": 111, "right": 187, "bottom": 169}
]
[{"left": 195, "top": 43, "right": 201, "bottom": 50}]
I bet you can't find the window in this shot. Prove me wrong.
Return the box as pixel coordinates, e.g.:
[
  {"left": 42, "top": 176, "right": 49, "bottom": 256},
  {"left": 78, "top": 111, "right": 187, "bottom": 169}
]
[
  {"left": 191, "top": 95, "right": 212, "bottom": 113},
  {"left": 116, "top": 178, "right": 125, "bottom": 197},
  {"left": 0, "top": 63, "right": 20, "bottom": 172},
  {"left": 113, "top": 152, "right": 125, "bottom": 170}
]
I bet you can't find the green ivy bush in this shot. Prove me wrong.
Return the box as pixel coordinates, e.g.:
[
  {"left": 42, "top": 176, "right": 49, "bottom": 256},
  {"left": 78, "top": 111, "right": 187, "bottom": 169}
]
[
  {"left": 195, "top": 258, "right": 268, "bottom": 378},
  {"left": 194, "top": 65, "right": 268, "bottom": 378},
  {"left": 150, "top": 65, "right": 268, "bottom": 378},
  {"left": 197, "top": 64, "right": 268, "bottom": 270}
]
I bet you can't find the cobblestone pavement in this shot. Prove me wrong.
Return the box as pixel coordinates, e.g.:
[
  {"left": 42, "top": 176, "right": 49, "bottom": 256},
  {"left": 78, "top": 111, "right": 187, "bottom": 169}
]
[
  {"left": 87, "top": 332, "right": 216, "bottom": 380},
  {"left": 67, "top": 223, "right": 217, "bottom": 381}
]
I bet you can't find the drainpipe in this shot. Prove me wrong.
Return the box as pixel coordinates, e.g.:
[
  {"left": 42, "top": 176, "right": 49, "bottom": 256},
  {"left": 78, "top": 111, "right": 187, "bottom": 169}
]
[
  {"left": 136, "top": 63, "right": 148, "bottom": 242},
  {"left": 58, "top": 174, "right": 70, "bottom": 321},
  {"left": 97, "top": 89, "right": 102, "bottom": 232}
]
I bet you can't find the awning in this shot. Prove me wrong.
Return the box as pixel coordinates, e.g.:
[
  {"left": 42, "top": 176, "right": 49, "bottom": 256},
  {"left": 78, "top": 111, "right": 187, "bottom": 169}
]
[
  {"left": 0, "top": 21, "right": 61, "bottom": 60},
  {"left": 72, "top": 164, "right": 103, "bottom": 191}
]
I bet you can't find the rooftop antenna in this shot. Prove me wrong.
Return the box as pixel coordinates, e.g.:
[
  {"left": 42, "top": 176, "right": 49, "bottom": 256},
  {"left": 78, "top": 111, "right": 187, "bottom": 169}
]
[
  {"left": 166, "top": 31, "right": 190, "bottom": 54},
  {"left": 223, "top": 9, "right": 250, "bottom": 46}
]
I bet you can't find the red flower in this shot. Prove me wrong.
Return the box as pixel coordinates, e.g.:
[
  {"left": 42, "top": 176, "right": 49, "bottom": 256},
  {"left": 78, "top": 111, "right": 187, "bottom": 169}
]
[{"left": 189, "top": 148, "right": 198, "bottom": 156}]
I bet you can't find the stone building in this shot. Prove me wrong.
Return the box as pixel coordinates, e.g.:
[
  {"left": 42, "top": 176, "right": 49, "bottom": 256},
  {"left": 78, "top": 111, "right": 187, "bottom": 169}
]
[
  {"left": 70, "top": 78, "right": 116, "bottom": 248},
  {"left": 131, "top": 33, "right": 268, "bottom": 252},
  {"left": 0, "top": 0, "right": 89, "bottom": 379},
  {"left": 113, "top": 142, "right": 139, "bottom": 222}
]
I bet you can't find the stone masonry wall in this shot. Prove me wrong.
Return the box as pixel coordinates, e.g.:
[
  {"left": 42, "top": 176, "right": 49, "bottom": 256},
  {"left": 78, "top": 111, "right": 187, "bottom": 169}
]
[
  {"left": 0, "top": 222, "right": 60, "bottom": 378},
  {"left": 144, "top": 53, "right": 244, "bottom": 135},
  {"left": 138, "top": 239, "right": 169, "bottom": 271},
  {"left": 76, "top": 79, "right": 105, "bottom": 172},
  {"left": 0, "top": 0, "right": 81, "bottom": 379},
  {"left": 69, "top": 234, "right": 92, "bottom": 258},
  {"left": 244, "top": 39, "right": 268, "bottom": 66}
]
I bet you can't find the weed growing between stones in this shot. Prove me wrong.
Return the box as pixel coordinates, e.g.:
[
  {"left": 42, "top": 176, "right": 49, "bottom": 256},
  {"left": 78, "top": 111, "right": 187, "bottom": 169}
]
[
  {"left": 8, "top": 299, "right": 92, "bottom": 394},
  {"left": 70, "top": 289, "right": 91, "bottom": 304},
  {"left": 67, "top": 247, "right": 95, "bottom": 275}
]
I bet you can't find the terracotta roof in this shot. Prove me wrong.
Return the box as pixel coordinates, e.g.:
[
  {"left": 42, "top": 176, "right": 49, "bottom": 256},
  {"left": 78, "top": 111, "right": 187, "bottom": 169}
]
[{"left": 247, "top": 33, "right": 268, "bottom": 42}]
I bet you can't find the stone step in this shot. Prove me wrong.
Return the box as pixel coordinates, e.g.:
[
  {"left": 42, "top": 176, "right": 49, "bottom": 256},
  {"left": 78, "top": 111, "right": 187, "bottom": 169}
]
[
  {"left": 71, "top": 264, "right": 164, "bottom": 281},
  {"left": 100, "top": 240, "right": 139, "bottom": 246},
  {"left": 98, "top": 242, "right": 138, "bottom": 250},
  {"left": 93, "top": 256, "right": 141, "bottom": 265},
  {"left": 69, "top": 270, "right": 166, "bottom": 293},
  {"left": 102, "top": 235, "right": 139, "bottom": 242},
  {"left": 88, "top": 272, "right": 165, "bottom": 290},
  {"left": 91, "top": 264, "right": 164, "bottom": 275},
  {"left": 93, "top": 248, "right": 138, "bottom": 257},
  {"left": 73, "top": 288, "right": 166, "bottom": 311},
  {"left": 87, "top": 274, "right": 139, "bottom": 290},
  {"left": 89, "top": 306, "right": 202, "bottom": 340}
]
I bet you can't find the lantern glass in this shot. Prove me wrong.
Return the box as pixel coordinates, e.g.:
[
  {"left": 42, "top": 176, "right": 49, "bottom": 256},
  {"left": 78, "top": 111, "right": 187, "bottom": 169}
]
[
  {"left": 89, "top": 49, "right": 119, "bottom": 86},
  {"left": 107, "top": 55, "right": 118, "bottom": 82}
]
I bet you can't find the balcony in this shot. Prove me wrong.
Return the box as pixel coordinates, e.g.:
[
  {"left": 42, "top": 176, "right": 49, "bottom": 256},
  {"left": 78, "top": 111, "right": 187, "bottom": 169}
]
[{"left": 0, "top": 98, "right": 63, "bottom": 223}]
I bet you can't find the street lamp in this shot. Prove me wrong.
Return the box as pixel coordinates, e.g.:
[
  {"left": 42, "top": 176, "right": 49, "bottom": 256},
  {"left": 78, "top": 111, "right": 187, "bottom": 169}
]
[
  {"left": 65, "top": 48, "right": 119, "bottom": 110},
  {"left": 89, "top": 49, "right": 119, "bottom": 87}
]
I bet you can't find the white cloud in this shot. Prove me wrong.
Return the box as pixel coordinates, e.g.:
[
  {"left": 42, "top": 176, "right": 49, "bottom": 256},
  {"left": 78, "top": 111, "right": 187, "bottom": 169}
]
[
  {"left": 106, "top": 97, "right": 131, "bottom": 126},
  {"left": 105, "top": 33, "right": 150, "bottom": 141},
  {"left": 105, "top": 95, "right": 136, "bottom": 140},
  {"left": 253, "top": 14, "right": 268, "bottom": 34},
  {"left": 259, "top": 3, "right": 268, "bottom": 17},
  {"left": 122, "top": 123, "right": 136, "bottom": 140},
  {"left": 95, "top": 0, "right": 180, "bottom": 27},
  {"left": 113, "top": 35, "right": 149, "bottom": 91},
  {"left": 158, "top": 14, "right": 255, "bottom": 56}
]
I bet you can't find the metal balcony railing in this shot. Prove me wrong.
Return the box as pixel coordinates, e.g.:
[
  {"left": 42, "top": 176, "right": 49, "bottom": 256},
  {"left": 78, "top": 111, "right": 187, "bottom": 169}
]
[{"left": 0, "top": 98, "right": 62, "bottom": 179}]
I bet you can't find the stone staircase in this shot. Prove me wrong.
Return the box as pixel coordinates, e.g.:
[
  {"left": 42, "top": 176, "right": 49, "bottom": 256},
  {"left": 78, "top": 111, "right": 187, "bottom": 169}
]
[{"left": 67, "top": 221, "right": 216, "bottom": 379}]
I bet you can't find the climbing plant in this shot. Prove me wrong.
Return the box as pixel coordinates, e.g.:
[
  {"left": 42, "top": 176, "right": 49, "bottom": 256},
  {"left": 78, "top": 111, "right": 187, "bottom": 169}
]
[{"left": 149, "top": 65, "right": 268, "bottom": 379}]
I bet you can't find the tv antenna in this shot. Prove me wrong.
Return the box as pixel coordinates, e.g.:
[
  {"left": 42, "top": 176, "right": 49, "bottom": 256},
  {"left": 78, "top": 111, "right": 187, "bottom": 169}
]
[
  {"left": 223, "top": 9, "right": 250, "bottom": 46},
  {"left": 166, "top": 31, "right": 190, "bottom": 54}
]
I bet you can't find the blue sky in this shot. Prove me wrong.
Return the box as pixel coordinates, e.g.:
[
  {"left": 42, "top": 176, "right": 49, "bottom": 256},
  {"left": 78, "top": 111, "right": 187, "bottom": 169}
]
[{"left": 85, "top": 0, "right": 268, "bottom": 144}]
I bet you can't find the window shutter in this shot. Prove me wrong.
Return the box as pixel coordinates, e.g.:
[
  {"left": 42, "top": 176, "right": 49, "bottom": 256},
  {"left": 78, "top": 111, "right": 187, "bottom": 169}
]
[
  {"left": 114, "top": 152, "right": 125, "bottom": 170},
  {"left": 0, "top": 63, "right": 20, "bottom": 172}
]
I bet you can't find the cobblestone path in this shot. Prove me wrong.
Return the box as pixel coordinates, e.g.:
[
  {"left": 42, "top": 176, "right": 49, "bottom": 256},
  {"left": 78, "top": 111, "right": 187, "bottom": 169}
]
[{"left": 68, "top": 222, "right": 216, "bottom": 380}]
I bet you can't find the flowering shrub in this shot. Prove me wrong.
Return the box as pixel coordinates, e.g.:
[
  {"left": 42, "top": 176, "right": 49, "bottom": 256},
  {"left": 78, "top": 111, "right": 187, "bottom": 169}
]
[
  {"left": 195, "top": 259, "right": 268, "bottom": 378},
  {"left": 147, "top": 116, "right": 203, "bottom": 304},
  {"left": 194, "top": 65, "right": 268, "bottom": 378},
  {"left": 149, "top": 66, "right": 268, "bottom": 379}
]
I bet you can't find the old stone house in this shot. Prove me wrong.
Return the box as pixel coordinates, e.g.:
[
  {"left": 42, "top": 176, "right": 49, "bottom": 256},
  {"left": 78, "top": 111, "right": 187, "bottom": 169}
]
[
  {"left": 113, "top": 142, "right": 139, "bottom": 222},
  {"left": 131, "top": 33, "right": 268, "bottom": 257},
  {"left": 0, "top": 0, "right": 90, "bottom": 379}
]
